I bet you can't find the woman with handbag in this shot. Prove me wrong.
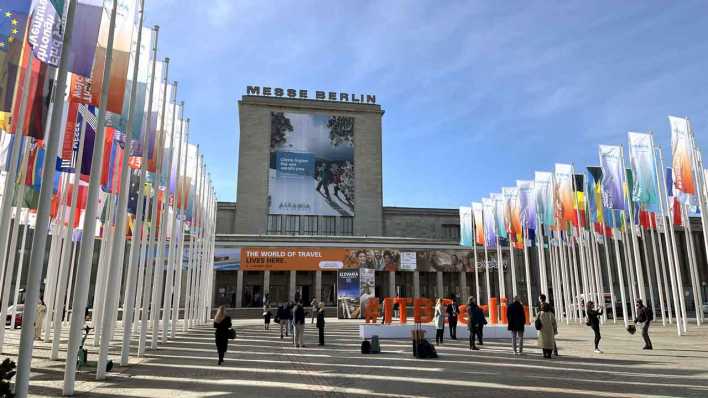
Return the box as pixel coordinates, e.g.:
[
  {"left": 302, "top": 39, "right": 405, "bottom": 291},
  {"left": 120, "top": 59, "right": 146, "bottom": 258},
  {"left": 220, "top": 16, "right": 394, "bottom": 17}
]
[
  {"left": 536, "top": 303, "right": 557, "bottom": 359},
  {"left": 214, "top": 305, "right": 233, "bottom": 365}
]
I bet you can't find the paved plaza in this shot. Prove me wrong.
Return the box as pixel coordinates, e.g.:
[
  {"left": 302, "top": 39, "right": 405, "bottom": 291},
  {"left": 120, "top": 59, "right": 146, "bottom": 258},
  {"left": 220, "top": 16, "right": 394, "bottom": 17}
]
[{"left": 2, "top": 318, "right": 708, "bottom": 397}]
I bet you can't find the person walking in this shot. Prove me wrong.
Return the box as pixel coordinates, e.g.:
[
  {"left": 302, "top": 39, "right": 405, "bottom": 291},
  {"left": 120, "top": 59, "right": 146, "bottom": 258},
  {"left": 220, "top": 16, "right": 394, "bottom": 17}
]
[
  {"left": 316, "top": 302, "right": 326, "bottom": 346},
  {"left": 277, "top": 304, "right": 289, "bottom": 339},
  {"left": 286, "top": 301, "right": 295, "bottom": 337},
  {"left": 507, "top": 296, "right": 526, "bottom": 355},
  {"left": 263, "top": 306, "right": 273, "bottom": 330},
  {"left": 34, "top": 296, "right": 47, "bottom": 340},
  {"left": 446, "top": 296, "right": 459, "bottom": 339},
  {"left": 434, "top": 298, "right": 445, "bottom": 345},
  {"left": 536, "top": 303, "right": 558, "bottom": 359},
  {"left": 538, "top": 293, "right": 558, "bottom": 356},
  {"left": 634, "top": 299, "right": 653, "bottom": 350},
  {"left": 310, "top": 297, "right": 318, "bottom": 324},
  {"left": 586, "top": 301, "right": 603, "bottom": 353},
  {"left": 294, "top": 301, "right": 306, "bottom": 348},
  {"left": 213, "top": 305, "right": 232, "bottom": 365},
  {"left": 467, "top": 297, "right": 486, "bottom": 350}
]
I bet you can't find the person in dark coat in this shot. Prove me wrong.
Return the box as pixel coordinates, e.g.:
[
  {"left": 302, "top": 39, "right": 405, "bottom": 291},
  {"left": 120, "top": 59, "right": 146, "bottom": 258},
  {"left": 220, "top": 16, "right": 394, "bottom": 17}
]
[
  {"left": 446, "top": 296, "right": 459, "bottom": 339},
  {"left": 277, "top": 304, "right": 289, "bottom": 339},
  {"left": 316, "top": 302, "right": 326, "bottom": 346},
  {"left": 294, "top": 301, "right": 306, "bottom": 348},
  {"left": 586, "top": 301, "right": 603, "bottom": 353},
  {"left": 538, "top": 294, "right": 558, "bottom": 356},
  {"left": 213, "top": 305, "right": 232, "bottom": 365},
  {"left": 263, "top": 306, "right": 273, "bottom": 330},
  {"left": 634, "top": 299, "right": 653, "bottom": 350},
  {"left": 507, "top": 296, "right": 526, "bottom": 355},
  {"left": 467, "top": 297, "right": 486, "bottom": 350}
]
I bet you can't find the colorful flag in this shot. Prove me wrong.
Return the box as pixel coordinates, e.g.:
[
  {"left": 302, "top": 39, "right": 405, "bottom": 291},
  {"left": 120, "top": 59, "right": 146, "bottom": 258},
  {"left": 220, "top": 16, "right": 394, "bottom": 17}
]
[
  {"left": 65, "top": 0, "right": 102, "bottom": 77},
  {"left": 459, "top": 206, "right": 473, "bottom": 247},
  {"left": 27, "top": 0, "right": 63, "bottom": 66},
  {"left": 492, "top": 192, "right": 508, "bottom": 239},
  {"left": 482, "top": 197, "right": 496, "bottom": 249},
  {"left": 587, "top": 166, "right": 604, "bottom": 225},
  {"left": 628, "top": 131, "right": 659, "bottom": 211},
  {"left": 599, "top": 145, "right": 626, "bottom": 210},
  {"left": 573, "top": 174, "right": 586, "bottom": 227},
  {"left": 554, "top": 163, "right": 575, "bottom": 227},
  {"left": 669, "top": 116, "right": 695, "bottom": 195},
  {"left": 534, "top": 171, "right": 554, "bottom": 226},
  {"left": 472, "top": 202, "right": 483, "bottom": 246},
  {"left": 0, "top": 0, "right": 31, "bottom": 130},
  {"left": 100, "top": 128, "right": 124, "bottom": 193},
  {"left": 517, "top": 180, "right": 536, "bottom": 231},
  {"left": 10, "top": 42, "right": 52, "bottom": 139}
]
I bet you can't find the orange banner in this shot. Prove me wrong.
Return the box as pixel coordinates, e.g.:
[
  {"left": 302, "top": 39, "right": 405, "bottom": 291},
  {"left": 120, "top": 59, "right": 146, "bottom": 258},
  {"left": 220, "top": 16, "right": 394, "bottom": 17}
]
[{"left": 240, "top": 247, "right": 360, "bottom": 271}]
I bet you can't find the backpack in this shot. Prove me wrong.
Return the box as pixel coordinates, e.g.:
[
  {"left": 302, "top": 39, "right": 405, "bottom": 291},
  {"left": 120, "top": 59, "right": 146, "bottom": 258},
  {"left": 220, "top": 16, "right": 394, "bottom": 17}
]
[
  {"left": 415, "top": 339, "right": 438, "bottom": 359},
  {"left": 361, "top": 340, "right": 372, "bottom": 354},
  {"left": 371, "top": 335, "right": 381, "bottom": 354}
]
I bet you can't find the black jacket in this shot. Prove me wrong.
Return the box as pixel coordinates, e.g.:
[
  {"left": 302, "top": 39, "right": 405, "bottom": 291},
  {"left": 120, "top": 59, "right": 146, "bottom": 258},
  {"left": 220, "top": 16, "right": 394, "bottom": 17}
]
[
  {"left": 507, "top": 301, "right": 526, "bottom": 332},
  {"left": 316, "top": 309, "right": 325, "bottom": 328},
  {"left": 587, "top": 308, "right": 602, "bottom": 328},
  {"left": 214, "top": 316, "right": 232, "bottom": 351},
  {"left": 446, "top": 302, "right": 459, "bottom": 319},
  {"left": 294, "top": 305, "right": 306, "bottom": 324}
]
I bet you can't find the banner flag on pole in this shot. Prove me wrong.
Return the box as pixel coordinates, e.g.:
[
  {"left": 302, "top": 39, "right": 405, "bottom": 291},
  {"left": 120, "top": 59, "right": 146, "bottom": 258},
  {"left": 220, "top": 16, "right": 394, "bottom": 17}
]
[
  {"left": 492, "top": 192, "right": 508, "bottom": 240},
  {"left": 554, "top": 163, "right": 574, "bottom": 228},
  {"left": 27, "top": 0, "right": 64, "bottom": 66},
  {"left": 65, "top": 0, "right": 102, "bottom": 77},
  {"left": 517, "top": 180, "right": 535, "bottom": 232},
  {"left": 599, "top": 145, "right": 626, "bottom": 210},
  {"left": 459, "top": 206, "right": 472, "bottom": 247},
  {"left": 482, "top": 197, "right": 496, "bottom": 249},
  {"left": 573, "top": 173, "right": 586, "bottom": 227},
  {"left": 0, "top": 0, "right": 32, "bottom": 131},
  {"left": 534, "top": 171, "right": 554, "bottom": 226},
  {"left": 669, "top": 116, "right": 695, "bottom": 195},
  {"left": 472, "top": 201, "right": 484, "bottom": 246},
  {"left": 628, "top": 131, "right": 659, "bottom": 211}
]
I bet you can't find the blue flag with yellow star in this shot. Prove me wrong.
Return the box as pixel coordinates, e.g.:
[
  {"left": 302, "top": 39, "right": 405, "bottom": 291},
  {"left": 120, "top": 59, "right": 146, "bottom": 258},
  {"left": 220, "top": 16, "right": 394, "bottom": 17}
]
[{"left": 0, "top": 0, "right": 31, "bottom": 131}]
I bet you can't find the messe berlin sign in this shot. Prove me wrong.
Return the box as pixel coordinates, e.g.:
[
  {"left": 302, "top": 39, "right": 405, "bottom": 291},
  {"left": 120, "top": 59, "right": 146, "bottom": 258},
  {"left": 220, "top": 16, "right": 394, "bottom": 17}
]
[{"left": 246, "top": 85, "right": 377, "bottom": 104}]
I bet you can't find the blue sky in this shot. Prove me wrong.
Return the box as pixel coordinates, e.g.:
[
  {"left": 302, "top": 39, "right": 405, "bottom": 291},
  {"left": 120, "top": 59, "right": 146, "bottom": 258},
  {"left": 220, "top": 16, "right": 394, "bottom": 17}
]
[{"left": 144, "top": 1, "right": 708, "bottom": 208}]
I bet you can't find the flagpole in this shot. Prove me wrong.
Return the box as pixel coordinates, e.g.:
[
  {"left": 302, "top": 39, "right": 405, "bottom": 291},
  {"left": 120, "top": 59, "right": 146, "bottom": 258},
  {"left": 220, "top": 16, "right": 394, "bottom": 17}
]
[
  {"left": 656, "top": 145, "right": 687, "bottom": 333},
  {"left": 680, "top": 203, "right": 702, "bottom": 326},
  {"left": 609, "top": 211, "right": 629, "bottom": 327},
  {"left": 133, "top": 190, "right": 151, "bottom": 335},
  {"left": 522, "top": 221, "right": 532, "bottom": 320},
  {"left": 685, "top": 118, "right": 706, "bottom": 324},
  {"left": 61, "top": 0, "right": 119, "bottom": 392},
  {"left": 172, "top": 119, "right": 189, "bottom": 336},
  {"left": 651, "top": 219, "right": 671, "bottom": 324},
  {"left": 92, "top": 197, "right": 114, "bottom": 346},
  {"left": 639, "top": 225, "right": 658, "bottom": 321},
  {"left": 50, "top": 115, "right": 88, "bottom": 359},
  {"left": 184, "top": 146, "right": 200, "bottom": 329},
  {"left": 621, "top": 224, "right": 638, "bottom": 319},
  {"left": 620, "top": 146, "right": 647, "bottom": 304},
  {"left": 10, "top": 210, "right": 30, "bottom": 328},
  {"left": 536, "top": 215, "right": 547, "bottom": 297},
  {"left": 139, "top": 57, "right": 170, "bottom": 355}
]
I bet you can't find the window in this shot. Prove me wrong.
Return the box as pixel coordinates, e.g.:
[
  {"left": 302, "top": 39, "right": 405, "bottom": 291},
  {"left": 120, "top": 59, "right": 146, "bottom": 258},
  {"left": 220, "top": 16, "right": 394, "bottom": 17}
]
[
  {"left": 267, "top": 215, "right": 282, "bottom": 234},
  {"left": 340, "top": 216, "right": 353, "bottom": 236},
  {"left": 285, "top": 215, "right": 300, "bottom": 235},
  {"left": 302, "top": 215, "right": 318, "bottom": 235},
  {"left": 442, "top": 224, "right": 460, "bottom": 241},
  {"left": 321, "top": 216, "right": 336, "bottom": 235}
]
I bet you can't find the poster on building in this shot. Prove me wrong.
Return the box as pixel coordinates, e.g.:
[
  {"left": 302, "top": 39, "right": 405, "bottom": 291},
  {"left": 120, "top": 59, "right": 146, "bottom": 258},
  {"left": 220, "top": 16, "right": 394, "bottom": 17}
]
[
  {"left": 416, "top": 250, "right": 475, "bottom": 272},
  {"left": 269, "top": 111, "right": 354, "bottom": 216},
  {"left": 343, "top": 248, "right": 401, "bottom": 271},
  {"left": 359, "top": 268, "right": 375, "bottom": 316},
  {"left": 214, "top": 246, "right": 241, "bottom": 271},
  {"left": 240, "top": 247, "right": 357, "bottom": 271},
  {"left": 400, "top": 251, "right": 417, "bottom": 271},
  {"left": 337, "top": 269, "right": 361, "bottom": 319}
]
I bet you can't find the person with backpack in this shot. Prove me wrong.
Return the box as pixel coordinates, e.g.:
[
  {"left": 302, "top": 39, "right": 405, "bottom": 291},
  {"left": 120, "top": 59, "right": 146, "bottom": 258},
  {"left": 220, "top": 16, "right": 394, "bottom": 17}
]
[
  {"left": 507, "top": 296, "right": 526, "bottom": 355},
  {"left": 433, "top": 298, "right": 445, "bottom": 345},
  {"left": 586, "top": 301, "right": 603, "bottom": 353},
  {"left": 634, "top": 299, "right": 653, "bottom": 350},
  {"left": 467, "top": 297, "right": 486, "bottom": 350},
  {"left": 446, "top": 296, "right": 459, "bottom": 339},
  {"left": 536, "top": 302, "right": 557, "bottom": 359}
]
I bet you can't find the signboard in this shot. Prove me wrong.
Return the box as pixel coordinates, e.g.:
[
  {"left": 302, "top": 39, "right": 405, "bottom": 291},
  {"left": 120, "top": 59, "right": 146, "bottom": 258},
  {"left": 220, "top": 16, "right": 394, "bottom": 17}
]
[
  {"left": 240, "top": 247, "right": 354, "bottom": 271},
  {"left": 400, "top": 251, "right": 417, "bottom": 271},
  {"left": 337, "top": 270, "right": 361, "bottom": 319}
]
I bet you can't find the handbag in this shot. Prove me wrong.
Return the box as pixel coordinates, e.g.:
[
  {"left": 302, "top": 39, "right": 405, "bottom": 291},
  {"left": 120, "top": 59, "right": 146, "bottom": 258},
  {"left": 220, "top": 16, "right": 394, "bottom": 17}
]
[
  {"left": 227, "top": 328, "right": 236, "bottom": 340},
  {"left": 534, "top": 317, "right": 543, "bottom": 331}
]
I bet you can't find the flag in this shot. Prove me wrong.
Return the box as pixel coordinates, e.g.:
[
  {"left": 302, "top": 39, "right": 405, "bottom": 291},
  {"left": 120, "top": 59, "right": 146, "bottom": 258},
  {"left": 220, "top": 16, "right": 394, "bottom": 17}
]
[
  {"left": 27, "top": 0, "right": 63, "bottom": 66},
  {"left": 587, "top": 166, "right": 604, "bottom": 224},
  {"left": 100, "top": 128, "right": 124, "bottom": 193},
  {"left": 669, "top": 116, "right": 695, "bottom": 195},
  {"left": 573, "top": 174, "right": 586, "bottom": 227},
  {"left": 87, "top": 0, "right": 136, "bottom": 113},
  {"left": 628, "top": 132, "right": 659, "bottom": 211},
  {"left": 10, "top": 41, "right": 52, "bottom": 139},
  {"left": 534, "top": 171, "right": 554, "bottom": 226},
  {"left": 482, "top": 197, "right": 496, "bottom": 249},
  {"left": 599, "top": 145, "right": 626, "bottom": 210},
  {"left": 65, "top": 0, "right": 102, "bottom": 77},
  {"left": 554, "top": 163, "right": 575, "bottom": 227},
  {"left": 459, "top": 206, "right": 473, "bottom": 247},
  {"left": 517, "top": 180, "right": 536, "bottom": 231},
  {"left": 472, "top": 202, "right": 484, "bottom": 246},
  {"left": 493, "top": 192, "right": 508, "bottom": 239},
  {"left": 0, "top": 0, "right": 31, "bottom": 130}
]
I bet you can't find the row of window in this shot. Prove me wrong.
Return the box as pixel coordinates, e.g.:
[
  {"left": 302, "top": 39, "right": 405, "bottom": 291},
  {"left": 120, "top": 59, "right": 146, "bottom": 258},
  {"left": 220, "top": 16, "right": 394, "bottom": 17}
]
[{"left": 267, "top": 214, "right": 353, "bottom": 236}]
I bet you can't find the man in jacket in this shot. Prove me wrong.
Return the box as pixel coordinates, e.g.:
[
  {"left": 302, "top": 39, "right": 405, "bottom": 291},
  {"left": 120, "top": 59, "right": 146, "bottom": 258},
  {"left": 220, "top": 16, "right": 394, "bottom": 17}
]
[
  {"left": 446, "top": 296, "right": 459, "bottom": 339},
  {"left": 277, "top": 304, "right": 288, "bottom": 339},
  {"left": 467, "top": 297, "right": 486, "bottom": 350},
  {"left": 507, "top": 296, "right": 526, "bottom": 355},
  {"left": 634, "top": 299, "right": 653, "bottom": 350},
  {"left": 294, "top": 301, "right": 306, "bottom": 348}
]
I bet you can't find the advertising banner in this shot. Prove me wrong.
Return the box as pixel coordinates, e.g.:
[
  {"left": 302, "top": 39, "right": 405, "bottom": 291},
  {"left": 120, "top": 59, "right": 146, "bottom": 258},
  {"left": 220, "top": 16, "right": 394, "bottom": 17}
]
[
  {"left": 472, "top": 202, "right": 484, "bottom": 246},
  {"left": 416, "top": 250, "right": 475, "bottom": 272},
  {"left": 534, "top": 171, "right": 554, "bottom": 226},
  {"left": 517, "top": 180, "right": 535, "bottom": 231},
  {"left": 554, "top": 163, "right": 575, "bottom": 226},
  {"left": 459, "top": 206, "right": 473, "bottom": 247},
  {"left": 400, "top": 251, "right": 417, "bottom": 271},
  {"left": 599, "top": 145, "right": 626, "bottom": 210},
  {"left": 669, "top": 116, "right": 696, "bottom": 195},
  {"left": 269, "top": 111, "right": 354, "bottom": 216},
  {"left": 240, "top": 248, "right": 354, "bottom": 271},
  {"left": 345, "top": 248, "right": 402, "bottom": 271},
  {"left": 359, "top": 268, "right": 375, "bottom": 314},
  {"left": 337, "top": 269, "right": 361, "bottom": 319},
  {"left": 482, "top": 198, "right": 497, "bottom": 248},
  {"left": 628, "top": 132, "right": 659, "bottom": 210}
]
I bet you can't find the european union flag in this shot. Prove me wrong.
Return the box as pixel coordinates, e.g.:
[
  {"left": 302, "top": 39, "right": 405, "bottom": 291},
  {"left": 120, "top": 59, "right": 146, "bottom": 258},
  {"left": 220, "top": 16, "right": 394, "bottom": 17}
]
[{"left": 0, "top": 0, "right": 31, "bottom": 129}]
